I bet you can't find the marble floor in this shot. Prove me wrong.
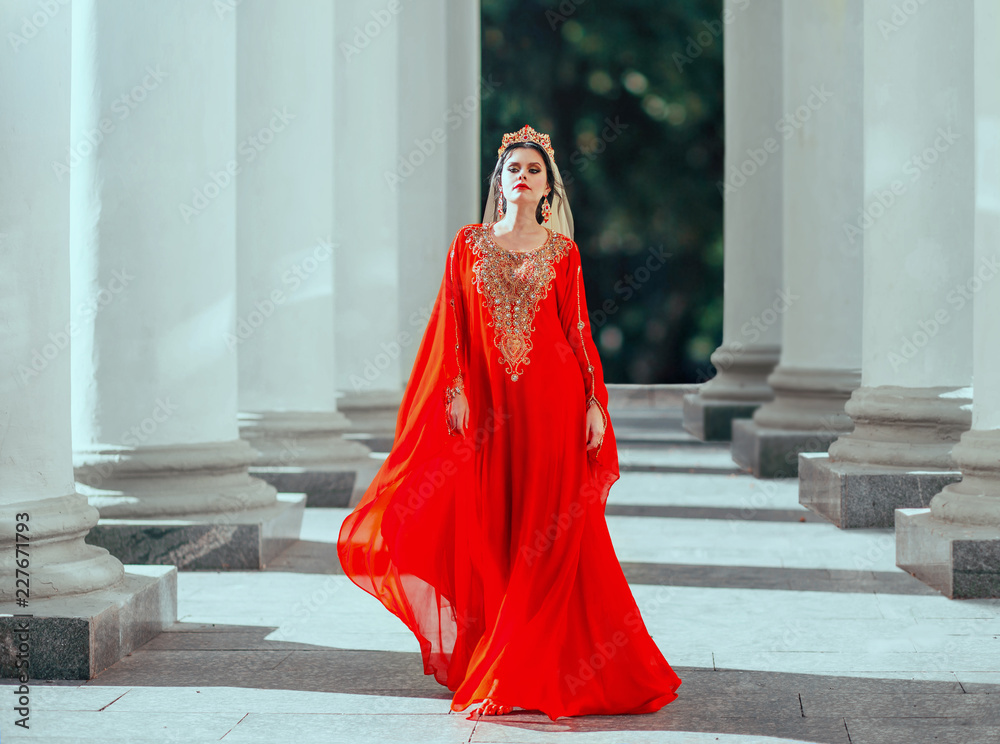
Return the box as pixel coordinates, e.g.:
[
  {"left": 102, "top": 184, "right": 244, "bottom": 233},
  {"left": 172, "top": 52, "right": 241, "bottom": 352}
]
[{"left": 4, "top": 429, "right": 1000, "bottom": 743}]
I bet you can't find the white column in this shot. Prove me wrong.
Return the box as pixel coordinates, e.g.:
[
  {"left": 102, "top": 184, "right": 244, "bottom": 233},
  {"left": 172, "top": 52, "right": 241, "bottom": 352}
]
[
  {"left": 443, "top": 0, "right": 482, "bottom": 243},
  {"left": 333, "top": 0, "right": 406, "bottom": 439},
  {"left": 731, "top": 0, "right": 864, "bottom": 479},
  {"left": 802, "top": 0, "right": 975, "bottom": 531},
  {"left": 333, "top": 0, "right": 481, "bottom": 451},
  {"left": 0, "top": 2, "right": 123, "bottom": 601},
  {"left": 683, "top": 0, "right": 783, "bottom": 441},
  {"left": 397, "top": 0, "right": 482, "bottom": 374},
  {"left": 70, "top": 0, "right": 277, "bottom": 519},
  {"left": 235, "top": 0, "right": 370, "bottom": 469},
  {"left": 827, "top": 0, "right": 974, "bottom": 470},
  {"left": 896, "top": 0, "right": 1000, "bottom": 597},
  {"left": 924, "top": 0, "right": 1000, "bottom": 531}
]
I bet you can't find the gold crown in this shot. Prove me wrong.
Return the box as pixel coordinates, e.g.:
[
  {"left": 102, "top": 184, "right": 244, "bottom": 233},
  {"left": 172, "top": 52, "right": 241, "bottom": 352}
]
[{"left": 498, "top": 125, "right": 555, "bottom": 161}]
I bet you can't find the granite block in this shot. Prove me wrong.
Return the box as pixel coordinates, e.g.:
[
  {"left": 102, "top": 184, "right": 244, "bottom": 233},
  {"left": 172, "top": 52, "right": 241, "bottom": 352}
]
[
  {"left": 0, "top": 565, "right": 175, "bottom": 679},
  {"left": 799, "top": 453, "right": 962, "bottom": 529},
  {"left": 731, "top": 419, "right": 841, "bottom": 479},
  {"left": 343, "top": 433, "right": 394, "bottom": 453},
  {"left": 249, "top": 467, "right": 356, "bottom": 507},
  {"left": 896, "top": 508, "right": 1000, "bottom": 599},
  {"left": 682, "top": 393, "right": 761, "bottom": 441},
  {"left": 84, "top": 493, "right": 305, "bottom": 570}
]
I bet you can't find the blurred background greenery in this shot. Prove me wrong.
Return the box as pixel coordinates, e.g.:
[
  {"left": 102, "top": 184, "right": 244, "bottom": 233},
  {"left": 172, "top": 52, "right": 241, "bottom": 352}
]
[{"left": 481, "top": 0, "right": 723, "bottom": 384}]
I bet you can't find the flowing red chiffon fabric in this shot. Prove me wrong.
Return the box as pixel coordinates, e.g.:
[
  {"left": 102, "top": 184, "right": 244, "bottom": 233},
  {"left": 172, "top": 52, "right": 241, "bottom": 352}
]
[{"left": 337, "top": 223, "right": 681, "bottom": 720}]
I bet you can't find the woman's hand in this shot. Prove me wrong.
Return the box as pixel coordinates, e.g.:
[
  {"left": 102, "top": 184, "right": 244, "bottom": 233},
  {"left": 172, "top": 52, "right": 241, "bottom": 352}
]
[
  {"left": 448, "top": 390, "right": 469, "bottom": 436},
  {"left": 586, "top": 401, "right": 605, "bottom": 451}
]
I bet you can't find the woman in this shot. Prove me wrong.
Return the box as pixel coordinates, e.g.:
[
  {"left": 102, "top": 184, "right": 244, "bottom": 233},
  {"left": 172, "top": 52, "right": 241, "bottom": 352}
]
[{"left": 337, "top": 125, "right": 681, "bottom": 721}]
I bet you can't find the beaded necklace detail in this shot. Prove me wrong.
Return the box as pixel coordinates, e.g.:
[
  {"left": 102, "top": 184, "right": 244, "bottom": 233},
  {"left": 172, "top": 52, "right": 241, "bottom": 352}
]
[{"left": 468, "top": 223, "right": 573, "bottom": 381}]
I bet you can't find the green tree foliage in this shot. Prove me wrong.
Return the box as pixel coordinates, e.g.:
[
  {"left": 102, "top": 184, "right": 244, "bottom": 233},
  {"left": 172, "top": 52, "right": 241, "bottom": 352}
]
[{"left": 481, "top": 0, "right": 723, "bottom": 383}]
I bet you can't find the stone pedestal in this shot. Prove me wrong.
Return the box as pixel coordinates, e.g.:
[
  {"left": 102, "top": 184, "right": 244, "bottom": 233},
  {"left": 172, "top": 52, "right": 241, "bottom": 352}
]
[
  {"left": 800, "top": 453, "right": 962, "bottom": 529},
  {"left": 897, "top": 425, "right": 1000, "bottom": 598},
  {"left": 239, "top": 410, "right": 371, "bottom": 507},
  {"left": 683, "top": 0, "right": 784, "bottom": 442},
  {"left": 731, "top": 368, "right": 858, "bottom": 479},
  {"left": 897, "top": 509, "right": 1000, "bottom": 599},
  {"left": 683, "top": 346, "right": 779, "bottom": 441},
  {"left": 85, "top": 493, "right": 306, "bottom": 570},
  {"left": 799, "top": 386, "right": 971, "bottom": 527},
  {"left": 337, "top": 389, "right": 404, "bottom": 452},
  {"left": 0, "top": 567, "right": 176, "bottom": 680}
]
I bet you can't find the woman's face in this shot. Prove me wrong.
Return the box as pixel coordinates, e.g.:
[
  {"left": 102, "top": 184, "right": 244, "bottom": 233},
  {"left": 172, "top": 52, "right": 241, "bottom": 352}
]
[{"left": 500, "top": 147, "right": 550, "bottom": 208}]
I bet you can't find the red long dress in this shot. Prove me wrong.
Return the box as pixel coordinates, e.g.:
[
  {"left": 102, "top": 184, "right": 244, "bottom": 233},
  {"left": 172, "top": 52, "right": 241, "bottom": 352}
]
[{"left": 337, "top": 222, "right": 681, "bottom": 721}]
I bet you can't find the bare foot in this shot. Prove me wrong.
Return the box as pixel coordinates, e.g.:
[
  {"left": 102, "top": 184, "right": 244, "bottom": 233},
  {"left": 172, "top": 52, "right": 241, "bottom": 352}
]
[
  {"left": 475, "top": 697, "right": 514, "bottom": 716},
  {"left": 468, "top": 679, "right": 514, "bottom": 718}
]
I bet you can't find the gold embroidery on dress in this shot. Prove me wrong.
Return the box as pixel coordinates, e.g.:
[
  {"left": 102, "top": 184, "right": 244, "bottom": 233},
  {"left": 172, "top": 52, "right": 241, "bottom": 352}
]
[
  {"left": 468, "top": 223, "right": 573, "bottom": 381},
  {"left": 445, "top": 246, "right": 465, "bottom": 435}
]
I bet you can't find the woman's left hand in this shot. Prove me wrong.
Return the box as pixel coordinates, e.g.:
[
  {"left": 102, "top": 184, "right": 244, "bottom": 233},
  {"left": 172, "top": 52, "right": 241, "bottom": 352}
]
[{"left": 586, "top": 402, "right": 605, "bottom": 451}]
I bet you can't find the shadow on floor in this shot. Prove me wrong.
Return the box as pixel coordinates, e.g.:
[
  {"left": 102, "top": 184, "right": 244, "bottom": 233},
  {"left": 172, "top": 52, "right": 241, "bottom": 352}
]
[{"left": 42, "top": 621, "right": 994, "bottom": 744}]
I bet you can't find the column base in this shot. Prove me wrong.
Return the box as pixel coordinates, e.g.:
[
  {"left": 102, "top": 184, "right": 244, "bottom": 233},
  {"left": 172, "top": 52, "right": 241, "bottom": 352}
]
[
  {"left": 0, "top": 565, "right": 176, "bottom": 679},
  {"left": 731, "top": 419, "right": 841, "bottom": 479},
  {"left": 337, "top": 389, "right": 403, "bottom": 451},
  {"left": 84, "top": 493, "right": 305, "bottom": 570},
  {"left": 238, "top": 410, "right": 373, "bottom": 465},
  {"left": 799, "top": 452, "right": 963, "bottom": 528},
  {"left": 896, "top": 508, "right": 1000, "bottom": 599},
  {"left": 249, "top": 464, "right": 361, "bottom": 507},
  {"left": 682, "top": 394, "right": 762, "bottom": 441}
]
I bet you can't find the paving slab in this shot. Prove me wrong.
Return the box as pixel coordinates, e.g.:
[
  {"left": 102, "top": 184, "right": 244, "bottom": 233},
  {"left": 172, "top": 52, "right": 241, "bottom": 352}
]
[
  {"left": 618, "top": 444, "right": 743, "bottom": 474},
  {"left": 6, "top": 407, "right": 1000, "bottom": 744}
]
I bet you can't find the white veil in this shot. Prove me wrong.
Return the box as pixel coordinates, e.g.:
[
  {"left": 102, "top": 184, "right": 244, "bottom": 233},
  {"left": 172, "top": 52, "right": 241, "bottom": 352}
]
[{"left": 482, "top": 149, "right": 575, "bottom": 241}]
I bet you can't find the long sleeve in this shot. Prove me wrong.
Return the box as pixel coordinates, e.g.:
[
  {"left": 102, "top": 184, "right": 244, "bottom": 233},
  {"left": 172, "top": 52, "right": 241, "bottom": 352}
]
[
  {"left": 557, "top": 243, "right": 610, "bottom": 453},
  {"left": 443, "top": 228, "right": 468, "bottom": 431}
]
